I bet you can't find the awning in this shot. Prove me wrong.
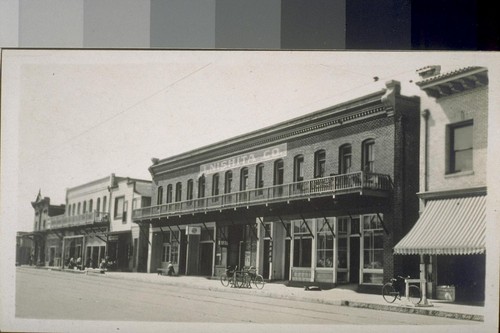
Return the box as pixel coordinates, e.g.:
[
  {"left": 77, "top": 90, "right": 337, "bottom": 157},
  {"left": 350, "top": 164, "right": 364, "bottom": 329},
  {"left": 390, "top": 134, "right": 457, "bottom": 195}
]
[{"left": 394, "top": 195, "right": 486, "bottom": 255}]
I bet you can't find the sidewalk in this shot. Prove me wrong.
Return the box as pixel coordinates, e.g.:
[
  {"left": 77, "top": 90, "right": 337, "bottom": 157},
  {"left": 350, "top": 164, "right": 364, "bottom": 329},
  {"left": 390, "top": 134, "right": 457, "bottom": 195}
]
[{"left": 81, "top": 270, "right": 484, "bottom": 322}]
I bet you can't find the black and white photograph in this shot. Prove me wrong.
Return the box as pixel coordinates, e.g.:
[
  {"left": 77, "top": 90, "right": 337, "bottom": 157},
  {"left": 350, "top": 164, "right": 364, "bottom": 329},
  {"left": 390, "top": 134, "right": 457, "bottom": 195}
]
[{"left": 1, "top": 49, "right": 499, "bottom": 333}]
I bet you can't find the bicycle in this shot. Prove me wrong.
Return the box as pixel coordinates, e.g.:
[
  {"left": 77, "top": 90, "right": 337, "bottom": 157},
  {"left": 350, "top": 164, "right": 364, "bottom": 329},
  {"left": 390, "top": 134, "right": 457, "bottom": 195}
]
[
  {"left": 220, "top": 266, "right": 237, "bottom": 287},
  {"left": 382, "top": 275, "right": 422, "bottom": 305},
  {"left": 241, "top": 266, "right": 265, "bottom": 289}
]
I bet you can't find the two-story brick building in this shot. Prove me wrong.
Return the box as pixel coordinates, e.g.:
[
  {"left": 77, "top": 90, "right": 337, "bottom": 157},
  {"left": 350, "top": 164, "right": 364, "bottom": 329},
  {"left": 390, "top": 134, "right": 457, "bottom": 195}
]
[
  {"left": 25, "top": 174, "right": 151, "bottom": 272},
  {"left": 133, "top": 80, "right": 421, "bottom": 290},
  {"left": 394, "top": 66, "right": 488, "bottom": 302}
]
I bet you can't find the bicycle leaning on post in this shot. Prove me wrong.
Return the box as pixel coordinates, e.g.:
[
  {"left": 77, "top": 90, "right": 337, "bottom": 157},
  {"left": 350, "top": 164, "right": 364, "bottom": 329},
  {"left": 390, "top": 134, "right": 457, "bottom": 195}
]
[
  {"left": 241, "top": 266, "right": 265, "bottom": 289},
  {"left": 382, "top": 275, "right": 422, "bottom": 305}
]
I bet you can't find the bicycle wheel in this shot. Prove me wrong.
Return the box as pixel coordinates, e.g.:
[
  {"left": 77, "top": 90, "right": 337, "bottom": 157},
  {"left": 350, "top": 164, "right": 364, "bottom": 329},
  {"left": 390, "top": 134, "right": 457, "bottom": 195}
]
[
  {"left": 408, "top": 285, "right": 422, "bottom": 305},
  {"left": 220, "top": 274, "right": 230, "bottom": 287},
  {"left": 382, "top": 283, "right": 397, "bottom": 303},
  {"left": 234, "top": 272, "right": 244, "bottom": 288},
  {"left": 253, "top": 274, "right": 264, "bottom": 289}
]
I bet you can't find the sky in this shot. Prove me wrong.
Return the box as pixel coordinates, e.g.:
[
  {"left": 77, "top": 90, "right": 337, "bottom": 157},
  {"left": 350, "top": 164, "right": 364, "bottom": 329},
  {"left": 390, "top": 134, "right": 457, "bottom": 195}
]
[{"left": 1, "top": 50, "right": 497, "bottom": 234}]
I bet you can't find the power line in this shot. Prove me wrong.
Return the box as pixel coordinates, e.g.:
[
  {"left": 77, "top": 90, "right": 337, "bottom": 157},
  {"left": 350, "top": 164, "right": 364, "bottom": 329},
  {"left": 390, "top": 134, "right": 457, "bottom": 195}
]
[{"left": 27, "top": 62, "right": 212, "bottom": 163}]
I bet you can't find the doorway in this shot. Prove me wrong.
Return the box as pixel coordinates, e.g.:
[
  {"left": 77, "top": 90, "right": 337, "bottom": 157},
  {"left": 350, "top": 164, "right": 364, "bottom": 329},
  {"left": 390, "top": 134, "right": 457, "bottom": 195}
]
[
  {"left": 349, "top": 237, "right": 360, "bottom": 284},
  {"left": 199, "top": 243, "right": 213, "bottom": 276},
  {"left": 284, "top": 239, "right": 291, "bottom": 280},
  {"left": 263, "top": 240, "right": 271, "bottom": 279}
]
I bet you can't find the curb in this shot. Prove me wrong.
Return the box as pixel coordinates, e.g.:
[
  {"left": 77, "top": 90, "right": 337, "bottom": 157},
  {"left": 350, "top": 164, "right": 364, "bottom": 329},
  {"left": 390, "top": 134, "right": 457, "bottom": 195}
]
[
  {"left": 340, "top": 300, "right": 484, "bottom": 322},
  {"left": 18, "top": 267, "right": 484, "bottom": 322}
]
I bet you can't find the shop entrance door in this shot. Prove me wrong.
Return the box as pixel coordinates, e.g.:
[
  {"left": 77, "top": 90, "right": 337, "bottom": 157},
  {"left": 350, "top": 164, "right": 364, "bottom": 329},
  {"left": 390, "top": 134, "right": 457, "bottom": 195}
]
[
  {"left": 284, "top": 239, "right": 290, "bottom": 280},
  {"left": 349, "top": 237, "right": 360, "bottom": 284},
  {"left": 49, "top": 247, "right": 55, "bottom": 266},
  {"left": 263, "top": 240, "right": 271, "bottom": 279},
  {"left": 199, "top": 243, "right": 213, "bottom": 276}
]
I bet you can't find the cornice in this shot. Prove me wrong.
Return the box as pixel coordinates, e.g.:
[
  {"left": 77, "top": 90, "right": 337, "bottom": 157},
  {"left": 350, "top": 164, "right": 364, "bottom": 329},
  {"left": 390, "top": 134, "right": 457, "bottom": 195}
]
[
  {"left": 417, "top": 186, "right": 487, "bottom": 200},
  {"left": 417, "top": 67, "right": 488, "bottom": 99}
]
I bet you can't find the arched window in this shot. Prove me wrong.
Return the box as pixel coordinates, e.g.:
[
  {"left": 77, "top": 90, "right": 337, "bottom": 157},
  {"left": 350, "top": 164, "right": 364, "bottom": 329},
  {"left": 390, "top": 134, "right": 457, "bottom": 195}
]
[
  {"left": 102, "top": 196, "right": 107, "bottom": 213},
  {"left": 339, "top": 144, "right": 352, "bottom": 174},
  {"left": 166, "top": 184, "right": 173, "bottom": 203},
  {"left": 293, "top": 155, "right": 304, "bottom": 182},
  {"left": 274, "top": 159, "right": 284, "bottom": 185},
  {"left": 212, "top": 173, "right": 220, "bottom": 196},
  {"left": 96, "top": 198, "right": 101, "bottom": 213},
  {"left": 240, "top": 168, "right": 248, "bottom": 191},
  {"left": 157, "top": 186, "right": 164, "bottom": 205},
  {"left": 255, "top": 164, "right": 264, "bottom": 192},
  {"left": 362, "top": 139, "right": 375, "bottom": 172},
  {"left": 186, "top": 179, "right": 194, "bottom": 200},
  {"left": 198, "top": 176, "right": 206, "bottom": 198},
  {"left": 89, "top": 199, "right": 93, "bottom": 212},
  {"left": 77, "top": 202, "right": 81, "bottom": 215},
  {"left": 82, "top": 201, "right": 87, "bottom": 213},
  {"left": 175, "top": 182, "right": 182, "bottom": 202},
  {"left": 224, "top": 171, "right": 233, "bottom": 194},
  {"left": 314, "top": 150, "right": 326, "bottom": 178}
]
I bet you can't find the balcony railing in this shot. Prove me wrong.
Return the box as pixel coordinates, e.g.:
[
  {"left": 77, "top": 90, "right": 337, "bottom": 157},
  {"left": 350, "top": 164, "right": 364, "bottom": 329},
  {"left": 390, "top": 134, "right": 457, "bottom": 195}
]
[
  {"left": 132, "top": 172, "right": 391, "bottom": 221},
  {"left": 47, "top": 211, "right": 109, "bottom": 230}
]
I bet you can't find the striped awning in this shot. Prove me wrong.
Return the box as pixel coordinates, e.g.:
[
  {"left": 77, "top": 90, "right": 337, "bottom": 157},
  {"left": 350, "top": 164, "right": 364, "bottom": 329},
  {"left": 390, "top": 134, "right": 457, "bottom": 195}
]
[{"left": 394, "top": 195, "right": 486, "bottom": 255}]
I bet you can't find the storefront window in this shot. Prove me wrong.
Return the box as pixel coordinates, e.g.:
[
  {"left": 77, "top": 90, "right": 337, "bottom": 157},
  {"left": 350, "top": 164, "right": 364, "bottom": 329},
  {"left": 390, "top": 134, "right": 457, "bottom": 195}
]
[
  {"left": 161, "top": 230, "right": 179, "bottom": 264},
  {"left": 362, "top": 214, "right": 384, "bottom": 284},
  {"left": 293, "top": 219, "right": 312, "bottom": 268},
  {"left": 316, "top": 219, "right": 334, "bottom": 268},
  {"left": 215, "top": 226, "right": 228, "bottom": 266}
]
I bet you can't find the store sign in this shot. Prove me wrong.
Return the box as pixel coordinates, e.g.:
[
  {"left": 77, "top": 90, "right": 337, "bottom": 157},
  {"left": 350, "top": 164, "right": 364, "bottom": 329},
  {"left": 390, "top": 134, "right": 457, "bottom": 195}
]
[
  {"left": 186, "top": 226, "right": 201, "bottom": 235},
  {"left": 199, "top": 143, "right": 287, "bottom": 176}
]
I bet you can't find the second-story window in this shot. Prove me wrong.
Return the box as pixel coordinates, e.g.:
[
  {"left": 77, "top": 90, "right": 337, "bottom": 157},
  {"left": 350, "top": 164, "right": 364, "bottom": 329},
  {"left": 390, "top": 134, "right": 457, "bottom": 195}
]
[
  {"left": 362, "top": 139, "right": 375, "bottom": 172},
  {"left": 187, "top": 179, "right": 194, "bottom": 200},
  {"left": 274, "top": 159, "right": 284, "bottom": 185},
  {"left": 114, "top": 197, "right": 124, "bottom": 220},
  {"left": 212, "top": 173, "right": 220, "bottom": 196},
  {"left": 240, "top": 168, "right": 248, "bottom": 191},
  {"left": 175, "top": 182, "right": 182, "bottom": 202},
  {"left": 77, "top": 202, "right": 81, "bottom": 215},
  {"left": 166, "top": 184, "right": 173, "bottom": 203},
  {"left": 83, "top": 201, "right": 87, "bottom": 213},
  {"left": 255, "top": 164, "right": 264, "bottom": 190},
  {"left": 96, "top": 198, "right": 101, "bottom": 213},
  {"left": 89, "top": 199, "right": 93, "bottom": 212},
  {"left": 314, "top": 150, "right": 326, "bottom": 178},
  {"left": 102, "top": 196, "right": 107, "bottom": 213},
  {"left": 294, "top": 155, "right": 304, "bottom": 182},
  {"left": 198, "top": 176, "right": 206, "bottom": 198},
  {"left": 339, "top": 144, "right": 352, "bottom": 174},
  {"left": 157, "top": 186, "right": 163, "bottom": 205},
  {"left": 224, "top": 171, "right": 232, "bottom": 194},
  {"left": 448, "top": 120, "right": 473, "bottom": 173}
]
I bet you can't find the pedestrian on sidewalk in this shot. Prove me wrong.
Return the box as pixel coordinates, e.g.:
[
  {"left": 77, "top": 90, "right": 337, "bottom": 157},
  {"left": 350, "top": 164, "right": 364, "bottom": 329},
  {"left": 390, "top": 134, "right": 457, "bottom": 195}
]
[{"left": 167, "top": 261, "right": 175, "bottom": 276}]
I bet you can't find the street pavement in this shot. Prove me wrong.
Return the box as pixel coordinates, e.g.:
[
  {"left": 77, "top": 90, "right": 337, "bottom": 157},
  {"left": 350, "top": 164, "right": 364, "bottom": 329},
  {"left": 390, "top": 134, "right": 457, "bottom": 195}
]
[{"left": 39, "top": 266, "right": 485, "bottom": 322}]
